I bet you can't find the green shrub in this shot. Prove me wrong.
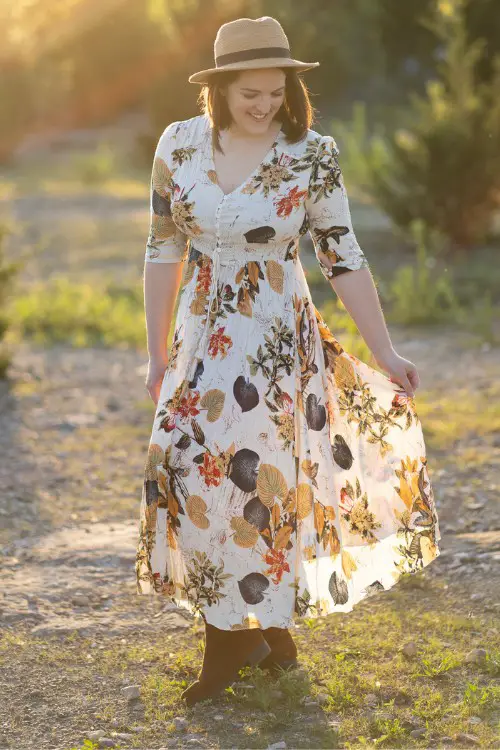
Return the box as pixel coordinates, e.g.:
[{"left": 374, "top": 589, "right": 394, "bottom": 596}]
[
  {"left": 368, "top": 0, "right": 500, "bottom": 249},
  {"left": 0, "top": 224, "right": 22, "bottom": 377},
  {"left": 11, "top": 277, "right": 146, "bottom": 348},
  {"left": 386, "top": 220, "right": 461, "bottom": 325},
  {"left": 331, "top": 101, "right": 390, "bottom": 201},
  {"left": 72, "top": 144, "right": 116, "bottom": 185}
]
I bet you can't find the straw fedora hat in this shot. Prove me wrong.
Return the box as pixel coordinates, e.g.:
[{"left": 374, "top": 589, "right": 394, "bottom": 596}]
[{"left": 188, "top": 16, "right": 319, "bottom": 84}]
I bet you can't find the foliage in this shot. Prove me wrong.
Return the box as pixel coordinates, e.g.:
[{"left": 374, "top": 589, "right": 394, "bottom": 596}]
[
  {"left": 10, "top": 277, "right": 147, "bottom": 349},
  {"left": 330, "top": 102, "right": 390, "bottom": 200},
  {"left": 71, "top": 144, "right": 116, "bottom": 185},
  {"left": 0, "top": 225, "right": 22, "bottom": 378},
  {"left": 368, "top": 0, "right": 500, "bottom": 249},
  {"left": 2, "top": 0, "right": 500, "bottom": 161},
  {"left": 385, "top": 220, "right": 461, "bottom": 326}
]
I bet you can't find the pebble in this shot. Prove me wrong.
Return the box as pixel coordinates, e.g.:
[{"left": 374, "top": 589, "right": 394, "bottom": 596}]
[
  {"left": 173, "top": 716, "right": 189, "bottom": 731},
  {"left": 465, "top": 648, "right": 487, "bottom": 664},
  {"left": 97, "top": 740, "right": 116, "bottom": 749},
  {"left": 455, "top": 732, "right": 480, "bottom": 745},
  {"left": 410, "top": 728, "right": 427, "bottom": 739},
  {"left": 88, "top": 730, "right": 106, "bottom": 741},
  {"left": 468, "top": 716, "right": 483, "bottom": 725},
  {"left": 71, "top": 594, "right": 91, "bottom": 607},
  {"left": 328, "top": 719, "right": 342, "bottom": 730},
  {"left": 121, "top": 685, "right": 141, "bottom": 700},
  {"left": 363, "top": 693, "right": 379, "bottom": 707},
  {"left": 268, "top": 743, "right": 287, "bottom": 750},
  {"left": 401, "top": 641, "right": 418, "bottom": 658}
]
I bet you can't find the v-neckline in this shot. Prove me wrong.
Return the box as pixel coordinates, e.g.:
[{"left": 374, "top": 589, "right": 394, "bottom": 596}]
[{"left": 207, "top": 121, "right": 283, "bottom": 198}]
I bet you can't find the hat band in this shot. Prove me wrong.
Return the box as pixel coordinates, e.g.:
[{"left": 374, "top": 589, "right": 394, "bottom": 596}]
[{"left": 215, "top": 46, "right": 291, "bottom": 66}]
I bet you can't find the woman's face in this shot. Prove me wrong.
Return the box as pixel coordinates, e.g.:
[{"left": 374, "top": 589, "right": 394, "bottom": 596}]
[{"left": 221, "top": 68, "right": 286, "bottom": 135}]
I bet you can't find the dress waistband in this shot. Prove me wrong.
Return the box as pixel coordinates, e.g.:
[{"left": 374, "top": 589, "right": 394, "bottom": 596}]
[{"left": 189, "top": 242, "right": 297, "bottom": 264}]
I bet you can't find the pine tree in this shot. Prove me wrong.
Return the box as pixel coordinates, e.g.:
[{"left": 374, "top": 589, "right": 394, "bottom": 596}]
[{"left": 370, "top": 0, "right": 500, "bottom": 250}]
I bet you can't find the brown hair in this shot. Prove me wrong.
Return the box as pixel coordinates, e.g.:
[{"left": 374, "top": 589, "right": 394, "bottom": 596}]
[{"left": 196, "top": 68, "right": 318, "bottom": 153}]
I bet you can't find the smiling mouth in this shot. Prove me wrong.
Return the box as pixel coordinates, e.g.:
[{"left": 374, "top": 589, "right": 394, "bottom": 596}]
[{"left": 248, "top": 113, "right": 268, "bottom": 120}]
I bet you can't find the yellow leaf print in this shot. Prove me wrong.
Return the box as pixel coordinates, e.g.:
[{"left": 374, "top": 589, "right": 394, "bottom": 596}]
[{"left": 257, "top": 464, "right": 288, "bottom": 508}]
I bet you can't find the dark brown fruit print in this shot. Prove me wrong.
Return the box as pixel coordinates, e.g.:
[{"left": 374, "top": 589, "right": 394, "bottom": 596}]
[
  {"left": 152, "top": 190, "right": 172, "bottom": 217},
  {"left": 233, "top": 375, "right": 260, "bottom": 412},
  {"left": 364, "top": 580, "right": 384, "bottom": 597},
  {"left": 188, "top": 360, "right": 204, "bottom": 389},
  {"left": 243, "top": 496, "right": 271, "bottom": 532},
  {"left": 328, "top": 571, "right": 349, "bottom": 605},
  {"left": 228, "top": 448, "right": 260, "bottom": 493},
  {"left": 244, "top": 226, "right": 276, "bottom": 243},
  {"left": 144, "top": 479, "right": 159, "bottom": 506},
  {"left": 238, "top": 572, "right": 270, "bottom": 604},
  {"left": 331, "top": 434, "right": 353, "bottom": 470},
  {"left": 305, "top": 393, "right": 327, "bottom": 431}
]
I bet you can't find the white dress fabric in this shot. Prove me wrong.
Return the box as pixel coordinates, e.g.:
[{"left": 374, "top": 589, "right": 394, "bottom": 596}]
[{"left": 135, "top": 114, "right": 441, "bottom": 631}]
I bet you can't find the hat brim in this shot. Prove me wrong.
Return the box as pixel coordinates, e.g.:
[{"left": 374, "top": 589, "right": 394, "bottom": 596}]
[{"left": 188, "top": 58, "right": 320, "bottom": 84}]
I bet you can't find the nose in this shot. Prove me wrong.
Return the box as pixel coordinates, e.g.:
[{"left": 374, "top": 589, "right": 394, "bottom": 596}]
[{"left": 252, "top": 96, "right": 274, "bottom": 114}]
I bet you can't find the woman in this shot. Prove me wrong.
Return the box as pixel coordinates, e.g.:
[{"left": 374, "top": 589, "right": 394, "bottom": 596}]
[{"left": 135, "top": 16, "right": 441, "bottom": 707}]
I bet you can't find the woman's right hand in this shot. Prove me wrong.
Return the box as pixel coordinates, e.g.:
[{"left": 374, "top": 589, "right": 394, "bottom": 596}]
[{"left": 145, "top": 356, "right": 169, "bottom": 407}]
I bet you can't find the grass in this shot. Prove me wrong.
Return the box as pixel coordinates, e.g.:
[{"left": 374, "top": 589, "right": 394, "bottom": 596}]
[
  {"left": 2, "top": 580, "right": 499, "bottom": 749},
  {"left": 8, "top": 277, "right": 148, "bottom": 349},
  {"left": 414, "top": 383, "right": 500, "bottom": 454}
]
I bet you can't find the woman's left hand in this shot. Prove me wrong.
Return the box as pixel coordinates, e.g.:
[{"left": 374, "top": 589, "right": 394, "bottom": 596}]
[{"left": 373, "top": 348, "right": 420, "bottom": 398}]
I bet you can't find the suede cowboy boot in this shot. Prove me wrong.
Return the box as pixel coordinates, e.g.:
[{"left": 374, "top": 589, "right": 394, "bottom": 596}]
[
  {"left": 257, "top": 626, "right": 299, "bottom": 676},
  {"left": 181, "top": 621, "right": 271, "bottom": 707}
]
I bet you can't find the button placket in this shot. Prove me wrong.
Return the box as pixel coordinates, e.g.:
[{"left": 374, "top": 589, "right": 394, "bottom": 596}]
[{"left": 190, "top": 196, "right": 227, "bottom": 380}]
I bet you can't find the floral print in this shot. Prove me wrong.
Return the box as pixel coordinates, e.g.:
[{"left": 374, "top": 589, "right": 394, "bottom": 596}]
[{"left": 136, "top": 115, "right": 441, "bottom": 630}]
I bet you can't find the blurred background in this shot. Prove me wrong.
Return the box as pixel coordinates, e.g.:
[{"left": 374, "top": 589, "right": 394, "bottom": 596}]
[{"left": 0, "top": 4, "right": 499, "bottom": 747}]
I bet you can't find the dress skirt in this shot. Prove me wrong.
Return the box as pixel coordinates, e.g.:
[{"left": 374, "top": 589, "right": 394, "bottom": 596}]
[{"left": 135, "top": 242, "right": 442, "bottom": 631}]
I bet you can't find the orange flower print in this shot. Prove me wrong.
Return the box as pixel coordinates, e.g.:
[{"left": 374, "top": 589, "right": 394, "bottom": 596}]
[
  {"left": 198, "top": 452, "right": 226, "bottom": 488},
  {"left": 177, "top": 390, "right": 201, "bottom": 420},
  {"left": 392, "top": 390, "right": 414, "bottom": 409},
  {"left": 159, "top": 388, "right": 201, "bottom": 432},
  {"left": 339, "top": 486, "right": 354, "bottom": 514},
  {"left": 197, "top": 262, "right": 212, "bottom": 295},
  {"left": 208, "top": 326, "right": 233, "bottom": 359},
  {"left": 392, "top": 388, "right": 418, "bottom": 421},
  {"left": 274, "top": 186, "right": 308, "bottom": 218},
  {"left": 262, "top": 547, "right": 291, "bottom": 585}
]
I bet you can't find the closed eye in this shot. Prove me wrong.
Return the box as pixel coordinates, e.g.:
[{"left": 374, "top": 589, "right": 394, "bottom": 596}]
[{"left": 243, "top": 93, "right": 284, "bottom": 99}]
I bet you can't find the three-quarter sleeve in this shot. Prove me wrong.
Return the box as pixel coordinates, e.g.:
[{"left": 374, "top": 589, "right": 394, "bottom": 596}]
[
  {"left": 305, "top": 134, "right": 369, "bottom": 280},
  {"left": 145, "top": 121, "right": 189, "bottom": 264}
]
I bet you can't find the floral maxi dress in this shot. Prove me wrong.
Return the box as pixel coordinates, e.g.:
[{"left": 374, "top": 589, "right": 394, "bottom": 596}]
[{"left": 135, "top": 114, "right": 441, "bottom": 631}]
